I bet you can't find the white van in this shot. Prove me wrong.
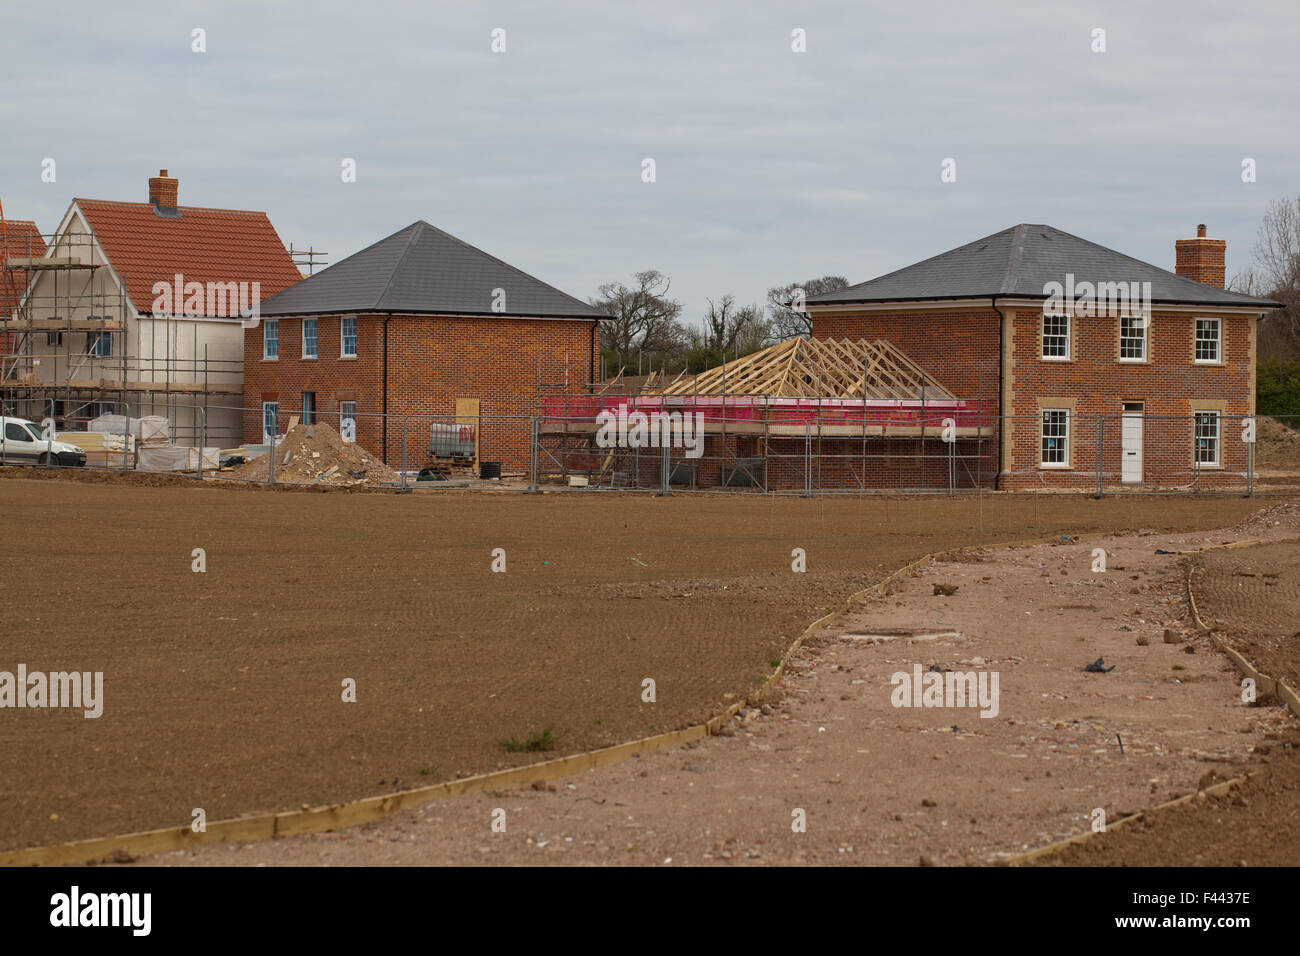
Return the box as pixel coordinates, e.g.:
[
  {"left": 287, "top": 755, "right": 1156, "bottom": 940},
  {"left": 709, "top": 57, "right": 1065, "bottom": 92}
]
[{"left": 0, "top": 417, "right": 87, "bottom": 467}]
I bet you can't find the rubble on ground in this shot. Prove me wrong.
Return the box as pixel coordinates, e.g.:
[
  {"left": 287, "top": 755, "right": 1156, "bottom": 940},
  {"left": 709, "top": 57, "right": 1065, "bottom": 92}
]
[{"left": 226, "top": 422, "right": 400, "bottom": 486}]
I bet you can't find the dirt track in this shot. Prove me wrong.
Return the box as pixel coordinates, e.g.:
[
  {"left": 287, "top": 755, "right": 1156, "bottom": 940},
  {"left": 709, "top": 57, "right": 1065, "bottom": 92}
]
[{"left": 0, "top": 471, "right": 1280, "bottom": 855}]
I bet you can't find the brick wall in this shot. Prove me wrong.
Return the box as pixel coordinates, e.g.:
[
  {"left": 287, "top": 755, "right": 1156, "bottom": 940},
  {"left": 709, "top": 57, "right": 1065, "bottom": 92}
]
[
  {"left": 812, "top": 303, "right": 1255, "bottom": 490},
  {"left": 811, "top": 308, "right": 1002, "bottom": 407},
  {"left": 1002, "top": 308, "right": 1254, "bottom": 489},
  {"left": 243, "top": 313, "right": 601, "bottom": 471}
]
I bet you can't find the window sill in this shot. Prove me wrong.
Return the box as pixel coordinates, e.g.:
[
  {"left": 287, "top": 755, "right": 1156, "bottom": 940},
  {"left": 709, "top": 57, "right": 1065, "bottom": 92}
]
[
  {"left": 1193, "top": 360, "right": 1224, "bottom": 367},
  {"left": 1195, "top": 464, "right": 1223, "bottom": 471},
  {"left": 262, "top": 356, "right": 278, "bottom": 362},
  {"left": 1118, "top": 358, "right": 1149, "bottom": 365},
  {"left": 1040, "top": 356, "right": 1072, "bottom": 363},
  {"left": 1038, "top": 464, "right": 1072, "bottom": 471},
  {"left": 302, "top": 356, "right": 318, "bottom": 361},
  {"left": 339, "top": 354, "right": 358, "bottom": 361}
]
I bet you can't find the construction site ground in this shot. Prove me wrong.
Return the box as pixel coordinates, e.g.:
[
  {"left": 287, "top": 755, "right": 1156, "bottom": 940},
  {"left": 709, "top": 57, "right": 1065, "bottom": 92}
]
[
  {"left": 0, "top": 470, "right": 1292, "bottom": 864},
  {"left": 127, "top": 501, "right": 1300, "bottom": 866}
]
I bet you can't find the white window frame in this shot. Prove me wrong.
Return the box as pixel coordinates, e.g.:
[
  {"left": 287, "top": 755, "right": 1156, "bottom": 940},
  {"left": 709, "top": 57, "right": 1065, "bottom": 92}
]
[
  {"left": 1194, "top": 317, "right": 1221, "bottom": 364},
  {"left": 339, "top": 401, "right": 356, "bottom": 443},
  {"left": 1040, "top": 409, "right": 1070, "bottom": 468},
  {"left": 263, "top": 320, "right": 279, "bottom": 360},
  {"left": 262, "top": 401, "right": 279, "bottom": 444},
  {"left": 1119, "top": 315, "right": 1147, "bottom": 362},
  {"left": 1194, "top": 411, "right": 1220, "bottom": 467},
  {"left": 341, "top": 316, "right": 357, "bottom": 358},
  {"left": 302, "top": 317, "right": 318, "bottom": 359},
  {"left": 1041, "top": 313, "right": 1070, "bottom": 360}
]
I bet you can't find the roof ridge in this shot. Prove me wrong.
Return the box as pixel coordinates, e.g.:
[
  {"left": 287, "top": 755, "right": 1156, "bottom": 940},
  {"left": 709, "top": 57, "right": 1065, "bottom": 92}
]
[
  {"left": 1027, "top": 223, "right": 1248, "bottom": 296},
  {"left": 999, "top": 224, "right": 1029, "bottom": 294},
  {"left": 75, "top": 198, "right": 274, "bottom": 218},
  {"left": 832, "top": 225, "right": 1021, "bottom": 295},
  {"left": 373, "top": 222, "right": 427, "bottom": 309},
  {"left": 408, "top": 219, "right": 602, "bottom": 312}
]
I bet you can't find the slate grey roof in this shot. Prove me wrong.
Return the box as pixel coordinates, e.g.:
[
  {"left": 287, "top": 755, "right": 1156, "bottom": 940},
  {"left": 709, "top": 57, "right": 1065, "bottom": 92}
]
[
  {"left": 256, "top": 221, "right": 608, "bottom": 319},
  {"left": 807, "top": 224, "right": 1279, "bottom": 309}
]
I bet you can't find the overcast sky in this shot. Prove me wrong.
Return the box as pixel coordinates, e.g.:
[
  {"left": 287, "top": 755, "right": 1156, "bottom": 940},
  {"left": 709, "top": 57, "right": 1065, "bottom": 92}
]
[{"left": 2, "top": 1, "right": 1296, "bottom": 327}]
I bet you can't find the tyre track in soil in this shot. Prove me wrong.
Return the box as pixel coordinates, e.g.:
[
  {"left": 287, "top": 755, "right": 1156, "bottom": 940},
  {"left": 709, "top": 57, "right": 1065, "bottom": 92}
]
[{"left": 0, "top": 472, "right": 1276, "bottom": 855}]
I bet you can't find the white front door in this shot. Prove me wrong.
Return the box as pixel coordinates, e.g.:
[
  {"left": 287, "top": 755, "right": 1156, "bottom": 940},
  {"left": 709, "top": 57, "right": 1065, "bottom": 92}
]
[{"left": 1121, "top": 403, "right": 1143, "bottom": 484}]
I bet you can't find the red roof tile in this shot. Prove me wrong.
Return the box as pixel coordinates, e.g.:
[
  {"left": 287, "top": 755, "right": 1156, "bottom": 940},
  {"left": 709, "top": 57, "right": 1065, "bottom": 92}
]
[
  {"left": 1, "top": 219, "right": 45, "bottom": 320},
  {"left": 75, "top": 199, "right": 303, "bottom": 315}
]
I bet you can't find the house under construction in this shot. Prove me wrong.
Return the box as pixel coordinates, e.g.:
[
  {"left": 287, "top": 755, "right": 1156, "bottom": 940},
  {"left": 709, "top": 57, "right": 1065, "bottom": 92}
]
[
  {"left": 537, "top": 336, "right": 997, "bottom": 492},
  {"left": 0, "top": 170, "right": 302, "bottom": 445}
]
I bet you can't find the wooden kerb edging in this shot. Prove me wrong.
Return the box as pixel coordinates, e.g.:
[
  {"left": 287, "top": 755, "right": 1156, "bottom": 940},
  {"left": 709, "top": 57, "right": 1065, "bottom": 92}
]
[
  {"left": 1185, "top": 543, "right": 1300, "bottom": 719},
  {"left": 1002, "top": 770, "right": 1264, "bottom": 866},
  {"left": 0, "top": 530, "right": 1141, "bottom": 867},
  {"left": 1004, "top": 536, "right": 1298, "bottom": 866}
]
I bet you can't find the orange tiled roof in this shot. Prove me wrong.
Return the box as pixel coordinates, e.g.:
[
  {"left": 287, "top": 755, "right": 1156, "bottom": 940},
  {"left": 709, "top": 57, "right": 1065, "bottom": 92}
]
[
  {"left": 1, "top": 219, "right": 45, "bottom": 319},
  {"left": 75, "top": 199, "right": 303, "bottom": 314}
]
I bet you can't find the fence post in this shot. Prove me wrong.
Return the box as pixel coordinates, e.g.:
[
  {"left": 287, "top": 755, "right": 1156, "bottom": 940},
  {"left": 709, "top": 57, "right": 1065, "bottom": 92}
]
[
  {"left": 948, "top": 435, "right": 955, "bottom": 495},
  {"left": 1247, "top": 421, "right": 1254, "bottom": 498},
  {"left": 803, "top": 424, "right": 812, "bottom": 498},
  {"left": 44, "top": 396, "right": 55, "bottom": 468},
  {"left": 122, "top": 402, "right": 131, "bottom": 473},
  {"left": 267, "top": 406, "right": 276, "bottom": 486},
  {"left": 196, "top": 406, "right": 206, "bottom": 481},
  {"left": 1094, "top": 414, "right": 1104, "bottom": 498},
  {"left": 397, "top": 415, "right": 411, "bottom": 493},
  {"left": 527, "top": 416, "right": 540, "bottom": 494},
  {"left": 659, "top": 440, "right": 671, "bottom": 496}
]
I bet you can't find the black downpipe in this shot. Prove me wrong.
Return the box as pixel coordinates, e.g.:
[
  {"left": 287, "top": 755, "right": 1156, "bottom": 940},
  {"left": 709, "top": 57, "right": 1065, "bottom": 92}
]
[
  {"left": 990, "top": 296, "right": 1005, "bottom": 488},
  {"left": 382, "top": 315, "right": 389, "bottom": 464}
]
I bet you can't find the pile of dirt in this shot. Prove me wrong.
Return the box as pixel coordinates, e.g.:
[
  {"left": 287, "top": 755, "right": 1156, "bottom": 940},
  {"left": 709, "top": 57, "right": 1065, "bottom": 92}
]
[
  {"left": 1256, "top": 415, "right": 1300, "bottom": 474},
  {"left": 1230, "top": 497, "right": 1300, "bottom": 535},
  {"left": 226, "top": 422, "right": 400, "bottom": 486}
]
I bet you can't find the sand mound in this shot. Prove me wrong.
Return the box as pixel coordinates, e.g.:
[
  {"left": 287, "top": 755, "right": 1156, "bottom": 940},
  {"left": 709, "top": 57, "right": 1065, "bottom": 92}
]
[{"left": 227, "top": 422, "right": 400, "bottom": 486}]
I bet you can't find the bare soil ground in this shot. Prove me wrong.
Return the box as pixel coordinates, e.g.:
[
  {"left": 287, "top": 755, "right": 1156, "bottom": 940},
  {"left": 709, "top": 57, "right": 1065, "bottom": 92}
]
[
  {"left": 131, "top": 512, "right": 1298, "bottom": 867},
  {"left": 0, "top": 472, "right": 1276, "bottom": 857},
  {"left": 1193, "top": 541, "right": 1300, "bottom": 691},
  {"left": 1256, "top": 415, "right": 1300, "bottom": 479}
]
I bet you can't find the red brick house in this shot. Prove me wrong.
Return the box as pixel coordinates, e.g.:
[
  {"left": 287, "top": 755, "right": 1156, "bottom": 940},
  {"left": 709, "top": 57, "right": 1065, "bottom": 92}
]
[
  {"left": 807, "top": 224, "right": 1280, "bottom": 490},
  {"left": 243, "top": 221, "right": 607, "bottom": 471}
]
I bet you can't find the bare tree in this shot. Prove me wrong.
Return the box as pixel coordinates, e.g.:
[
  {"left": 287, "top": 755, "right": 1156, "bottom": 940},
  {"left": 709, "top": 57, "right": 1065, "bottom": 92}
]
[
  {"left": 700, "top": 295, "right": 769, "bottom": 355},
  {"left": 1234, "top": 198, "right": 1300, "bottom": 360},
  {"left": 766, "top": 275, "right": 849, "bottom": 340},
  {"left": 590, "top": 270, "right": 684, "bottom": 358}
]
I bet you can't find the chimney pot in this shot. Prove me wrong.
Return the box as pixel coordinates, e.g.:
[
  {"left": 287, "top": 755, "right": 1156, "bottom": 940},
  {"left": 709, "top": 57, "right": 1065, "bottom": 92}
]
[{"left": 1197, "top": 223, "right": 1207, "bottom": 238}]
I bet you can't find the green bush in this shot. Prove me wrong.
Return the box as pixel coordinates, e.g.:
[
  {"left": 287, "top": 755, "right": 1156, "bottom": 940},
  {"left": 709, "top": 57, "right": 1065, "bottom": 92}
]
[{"left": 1257, "top": 360, "right": 1300, "bottom": 418}]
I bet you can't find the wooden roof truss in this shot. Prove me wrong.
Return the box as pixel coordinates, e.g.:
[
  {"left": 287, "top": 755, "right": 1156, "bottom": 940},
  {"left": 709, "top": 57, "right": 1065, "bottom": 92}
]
[{"left": 659, "top": 337, "right": 955, "bottom": 401}]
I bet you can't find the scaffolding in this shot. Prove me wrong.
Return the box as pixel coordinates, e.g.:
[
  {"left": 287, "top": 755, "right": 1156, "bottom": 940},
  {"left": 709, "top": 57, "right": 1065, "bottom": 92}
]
[
  {"left": 0, "top": 214, "right": 243, "bottom": 443},
  {"left": 536, "top": 338, "right": 997, "bottom": 493}
]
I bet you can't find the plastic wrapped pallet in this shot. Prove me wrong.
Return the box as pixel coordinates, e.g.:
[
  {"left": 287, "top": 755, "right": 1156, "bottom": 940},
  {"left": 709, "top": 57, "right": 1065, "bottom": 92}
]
[
  {"left": 136, "top": 445, "right": 189, "bottom": 472},
  {"left": 89, "top": 415, "right": 169, "bottom": 446},
  {"left": 188, "top": 447, "right": 219, "bottom": 471},
  {"left": 137, "top": 445, "right": 220, "bottom": 472}
]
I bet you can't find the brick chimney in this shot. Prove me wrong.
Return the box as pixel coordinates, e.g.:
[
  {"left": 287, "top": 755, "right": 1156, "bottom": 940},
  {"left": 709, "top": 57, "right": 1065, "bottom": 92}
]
[
  {"left": 148, "top": 169, "right": 179, "bottom": 208},
  {"left": 1174, "top": 223, "right": 1226, "bottom": 288}
]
